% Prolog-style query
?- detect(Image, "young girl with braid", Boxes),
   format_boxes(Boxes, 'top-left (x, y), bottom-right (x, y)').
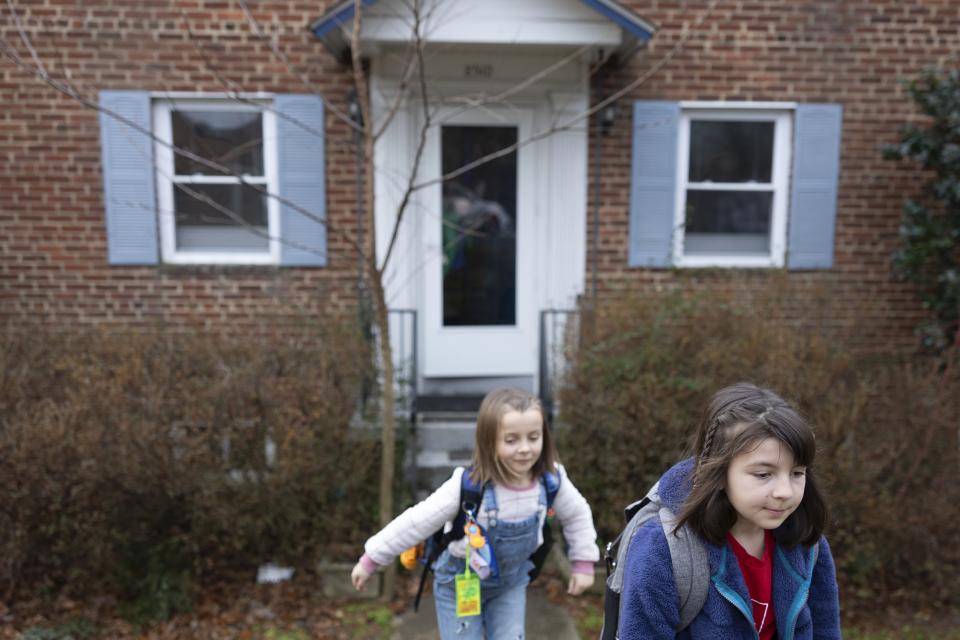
top-left (619, 383), bottom-right (841, 639)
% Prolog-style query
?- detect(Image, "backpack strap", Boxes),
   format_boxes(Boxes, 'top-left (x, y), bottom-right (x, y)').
top-left (460, 468), bottom-right (485, 510)
top-left (447, 467), bottom-right (485, 546)
top-left (809, 539), bottom-right (820, 573)
top-left (605, 481), bottom-right (710, 634)
top-left (542, 469), bottom-right (561, 508)
top-left (413, 467), bottom-right (486, 612)
top-left (660, 509), bottom-right (709, 631)
top-left (606, 482), bottom-right (661, 593)
top-left (527, 469), bottom-right (562, 583)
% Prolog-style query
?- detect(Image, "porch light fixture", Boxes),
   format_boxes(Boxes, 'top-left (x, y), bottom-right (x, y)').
top-left (601, 103), bottom-right (617, 135)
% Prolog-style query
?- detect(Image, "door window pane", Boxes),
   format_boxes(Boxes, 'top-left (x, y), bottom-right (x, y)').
top-left (689, 120), bottom-right (773, 183)
top-left (174, 183), bottom-right (268, 251)
top-left (441, 125), bottom-right (517, 326)
top-left (172, 109), bottom-right (264, 176)
top-left (684, 189), bottom-right (772, 255)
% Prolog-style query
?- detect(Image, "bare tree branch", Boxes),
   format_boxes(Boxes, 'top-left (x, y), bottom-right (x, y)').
top-left (11, 24), bottom-right (330, 262)
top-left (5, 0), bottom-right (45, 78)
top-left (184, 7), bottom-right (478, 249)
top-left (0, 37), bottom-right (366, 260)
top-left (379, 7), bottom-right (432, 274)
top-left (234, 0), bottom-right (361, 134)
top-left (237, 0), bottom-right (437, 147)
top-left (368, 0), bottom-right (449, 141)
top-left (116, 184), bottom-right (331, 262)
top-left (370, 44), bottom-right (419, 142)
top-left (382, 199), bottom-right (489, 306)
top-left (435, 44), bottom-right (591, 126)
top-left (181, 15), bottom-right (349, 156)
top-left (413, 0), bottom-right (724, 192)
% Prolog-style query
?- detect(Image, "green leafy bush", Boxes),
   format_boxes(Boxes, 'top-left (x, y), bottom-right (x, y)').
top-left (883, 67), bottom-right (960, 350)
top-left (0, 324), bottom-right (378, 618)
top-left (558, 279), bottom-right (959, 610)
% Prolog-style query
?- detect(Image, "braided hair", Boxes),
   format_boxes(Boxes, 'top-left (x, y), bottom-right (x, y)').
top-left (676, 383), bottom-right (827, 547)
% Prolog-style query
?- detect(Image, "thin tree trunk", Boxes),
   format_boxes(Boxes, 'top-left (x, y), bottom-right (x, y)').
top-left (348, 0), bottom-right (400, 600)
top-left (370, 267), bottom-right (397, 600)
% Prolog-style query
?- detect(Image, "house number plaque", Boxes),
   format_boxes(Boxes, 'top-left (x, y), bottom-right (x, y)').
top-left (464, 64), bottom-right (494, 79)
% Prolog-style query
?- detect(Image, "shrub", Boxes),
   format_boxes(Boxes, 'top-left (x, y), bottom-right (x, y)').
top-left (557, 279), bottom-right (959, 610)
top-left (883, 67), bottom-right (960, 351)
top-left (824, 355), bottom-right (960, 608)
top-left (0, 323), bottom-right (379, 615)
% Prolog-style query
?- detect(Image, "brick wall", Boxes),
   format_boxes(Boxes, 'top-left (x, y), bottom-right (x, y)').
top-left (1, 0), bottom-right (956, 350)
top-left (587, 0), bottom-right (958, 351)
top-left (0, 1), bottom-right (362, 333)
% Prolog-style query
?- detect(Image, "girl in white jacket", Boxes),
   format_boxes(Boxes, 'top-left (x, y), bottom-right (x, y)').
top-left (351, 388), bottom-right (599, 639)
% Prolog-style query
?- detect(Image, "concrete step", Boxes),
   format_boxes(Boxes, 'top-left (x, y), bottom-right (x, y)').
top-left (415, 419), bottom-right (475, 455)
top-left (415, 394), bottom-right (485, 413)
top-left (409, 413), bottom-right (476, 500)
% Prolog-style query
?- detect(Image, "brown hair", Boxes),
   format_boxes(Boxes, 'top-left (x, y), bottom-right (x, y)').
top-left (469, 388), bottom-right (558, 486)
top-left (674, 382), bottom-right (828, 547)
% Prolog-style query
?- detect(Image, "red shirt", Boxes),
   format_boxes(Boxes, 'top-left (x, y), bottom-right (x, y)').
top-left (727, 530), bottom-right (777, 640)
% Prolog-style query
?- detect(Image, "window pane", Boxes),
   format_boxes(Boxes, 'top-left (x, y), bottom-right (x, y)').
top-left (689, 120), bottom-right (773, 183)
top-left (441, 125), bottom-right (517, 327)
top-left (684, 189), bottom-right (772, 255)
top-left (174, 183), bottom-right (268, 252)
top-left (172, 109), bottom-right (264, 176)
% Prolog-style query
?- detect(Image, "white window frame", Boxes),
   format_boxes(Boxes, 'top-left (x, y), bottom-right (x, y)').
top-left (153, 96), bottom-right (280, 265)
top-left (672, 102), bottom-right (794, 268)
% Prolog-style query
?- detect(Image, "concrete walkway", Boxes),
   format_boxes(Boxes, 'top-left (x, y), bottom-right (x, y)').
top-left (391, 588), bottom-right (580, 640)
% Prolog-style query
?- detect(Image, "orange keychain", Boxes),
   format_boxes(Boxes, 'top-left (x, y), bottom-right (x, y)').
top-left (464, 522), bottom-right (486, 549)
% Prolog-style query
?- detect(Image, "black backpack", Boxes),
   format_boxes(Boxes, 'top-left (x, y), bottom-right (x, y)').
top-left (413, 467), bottom-right (561, 611)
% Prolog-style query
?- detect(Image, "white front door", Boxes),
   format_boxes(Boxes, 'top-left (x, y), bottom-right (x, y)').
top-left (421, 107), bottom-right (537, 377)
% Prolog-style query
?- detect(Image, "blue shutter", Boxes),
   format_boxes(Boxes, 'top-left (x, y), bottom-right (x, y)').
top-left (98, 90), bottom-right (158, 265)
top-left (630, 100), bottom-right (680, 267)
top-left (787, 104), bottom-right (843, 270)
top-left (276, 95), bottom-right (327, 266)
top-left (629, 101), bottom-right (680, 267)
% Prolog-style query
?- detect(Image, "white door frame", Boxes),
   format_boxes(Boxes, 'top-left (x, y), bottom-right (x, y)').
top-left (419, 106), bottom-right (537, 377)
top-left (371, 48), bottom-right (589, 388)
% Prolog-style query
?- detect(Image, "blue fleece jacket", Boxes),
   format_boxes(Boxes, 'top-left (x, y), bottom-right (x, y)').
top-left (619, 458), bottom-right (841, 639)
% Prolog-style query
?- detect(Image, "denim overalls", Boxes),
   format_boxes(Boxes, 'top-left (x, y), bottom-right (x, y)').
top-left (432, 480), bottom-right (547, 640)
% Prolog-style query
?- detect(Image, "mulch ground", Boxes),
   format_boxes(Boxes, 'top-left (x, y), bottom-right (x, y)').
top-left (0, 570), bottom-right (594, 640)
top-left (2, 570), bottom-right (957, 639)
top-left (0, 571), bottom-right (407, 640)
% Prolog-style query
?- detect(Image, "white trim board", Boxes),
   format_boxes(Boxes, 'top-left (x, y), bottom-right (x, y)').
top-left (671, 105), bottom-right (793, 269)
top-left (372, 47), bottom-right (588, 382)
top-left (152, 97), bottom-right (281, 265)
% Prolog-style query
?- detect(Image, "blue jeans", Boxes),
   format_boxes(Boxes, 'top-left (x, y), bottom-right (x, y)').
top-left (434, 572), bottom-right (529, 640)
top-left (431, 481), bottom-right (545, 640)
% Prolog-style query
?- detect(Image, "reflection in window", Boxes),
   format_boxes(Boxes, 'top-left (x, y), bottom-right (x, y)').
top-left (685, 190), bottom-right (772, 255)
top-left (173, 183), bottom-right (268, 251)
top-left (441, 126), bottom-right (517, 326)
top-left (683, 119), bottom-right (776, 257)
top-left (169, 107), bottom-right (268, 253)
top-left (172, 110), bottom-right (264, 176)
top-left (689, 121), bottom-right (773, 183)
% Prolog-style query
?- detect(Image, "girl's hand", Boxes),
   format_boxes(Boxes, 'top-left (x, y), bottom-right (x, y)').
top-left (567, 571), bottom-right (594, 596)
top-left (351, 561), bottom-right (373, 591)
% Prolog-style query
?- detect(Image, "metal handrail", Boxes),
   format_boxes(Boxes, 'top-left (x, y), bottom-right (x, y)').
top-left (358, 308), bottom-right (418, 422)
top-left (539, 308), bottom-right (579, 420)
top-left (387, 308), bottom-right (418, 419)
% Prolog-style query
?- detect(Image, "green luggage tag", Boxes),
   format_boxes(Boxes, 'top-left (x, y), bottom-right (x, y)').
top-left (455, 542), bottom-right (481, 617)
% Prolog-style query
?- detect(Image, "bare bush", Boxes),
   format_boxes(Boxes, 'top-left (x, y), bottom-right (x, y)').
top-left (558, 277), bottom-right (959, 610)
top-left (0, 324), bottom-right (376, 609)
